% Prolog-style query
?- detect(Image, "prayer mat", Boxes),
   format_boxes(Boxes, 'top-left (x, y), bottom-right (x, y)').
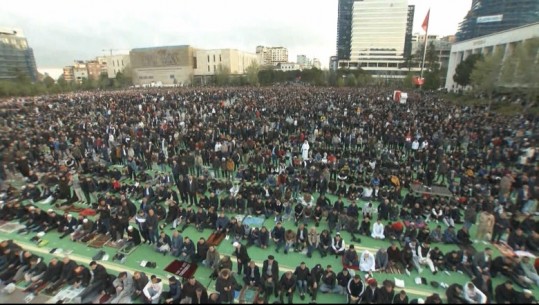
top-left (118, 243), bottom-right (138, 255)
top-left (493, 242), bottom-right (516, 257)
top-left (342, 256), bottom-right (360, 271)
top-left (0, 222), bottom-right (26, 234)
top-left (409, 184), bottom-right (453, 198)
top-left (242, 215), bottom-right (265, 228)
top-left (164, 260), bottom-right (198, 279)
top-left (88, 234), bottom-right (111, 248)
top-left (105, 239), bottom-right (126, 249)
top-left (239, 286), bottom-right (259, 304)
top-left (207, 232), bottom-right (226, 247)
top-left (80, 231), bottom-right (99, 243)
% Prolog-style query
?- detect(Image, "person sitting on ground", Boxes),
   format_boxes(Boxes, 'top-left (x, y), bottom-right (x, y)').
top-left (344, 245), bottom-right (359, 268)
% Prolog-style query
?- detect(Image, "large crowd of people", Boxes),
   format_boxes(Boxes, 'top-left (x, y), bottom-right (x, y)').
top-left (0, 86), bottom-right (537, 304)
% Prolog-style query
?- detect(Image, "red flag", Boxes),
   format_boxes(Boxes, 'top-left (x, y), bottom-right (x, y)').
top-left (422, 9), bottom-right (430, 32)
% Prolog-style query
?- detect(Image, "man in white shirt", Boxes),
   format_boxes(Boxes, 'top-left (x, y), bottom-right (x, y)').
top-left (143, 275), bottom-right (163, 304)
top-left (301, 140), bottom-right (310, 161)
top-left (411, 140), bottom-right (420, 151)
top-left (371, 219), bottom-right (385, 240)
top-left (359, 250), bottom-right (376, 272)
top-left (463, 282), bottom-right (487, 304)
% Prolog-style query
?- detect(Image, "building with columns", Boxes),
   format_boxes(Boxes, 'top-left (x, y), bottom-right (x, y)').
top-left (445, 22), bottom-right (539, 91)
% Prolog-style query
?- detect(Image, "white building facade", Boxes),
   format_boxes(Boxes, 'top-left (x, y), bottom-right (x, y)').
top-left (256, 46), bottom-right (288, 66)
top-left (445, 22), bottom-right (539, 91)
top-left (194, 49), bottom-right (258, 76)
top-left (105, 54), bottom-right (130, 78)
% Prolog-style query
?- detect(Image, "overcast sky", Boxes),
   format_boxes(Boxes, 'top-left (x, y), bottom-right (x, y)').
top-left (2, 0), bottom-right (472, 78)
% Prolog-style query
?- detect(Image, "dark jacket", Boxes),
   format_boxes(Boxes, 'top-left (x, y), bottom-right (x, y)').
top-left (262, 259), bottom-right (280, 280)
top-left (234, 244), bottom-right (250, 263)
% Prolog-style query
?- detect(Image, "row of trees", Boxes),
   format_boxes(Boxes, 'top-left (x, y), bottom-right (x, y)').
top-left (0, 70), bottom-right (133, 97)
top-left (453, 38), bottom-right (539, 109)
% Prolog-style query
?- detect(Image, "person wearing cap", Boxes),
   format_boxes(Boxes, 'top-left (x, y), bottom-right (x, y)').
top-left (59, 213), bottom-right (78, 239)
top-left (517, 288), bottom-right (537, 304)
top-left (71, 217), bottom-right (95, 242)
top-left (126, 225), bottom-right (142, 247)
top-left (371, 219), bottom-right (385, 240)
top-left (142, 275), bottom-right (163, 304)
top-left (262, 255), bottom-right (280, 299)
top-left (363, 277), bottom-right (379, 303)
top-left (161, 276), bottom-right (182, 304)
top-left (233, 241), bottom-right (250, 275)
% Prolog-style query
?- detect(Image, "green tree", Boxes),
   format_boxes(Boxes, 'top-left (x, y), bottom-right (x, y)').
top-left (470, 48), bottom-right (504, 108)
top-left (245, 62), bottom-right (259, 86)
top-left (42, 75), bottom-right (55, 88)
top-left (423, 66), bottom-right (442, 90)
top-left (453, 53), bottom-right (483, 87)
top-left (215, 64), bottom-right (231, 86)
top-left (510, 38), bottom-right (539, 109)
top-left (346, 73), bottom-right (357, 87)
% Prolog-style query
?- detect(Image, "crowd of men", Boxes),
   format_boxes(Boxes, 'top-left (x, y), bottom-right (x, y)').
top-left (0, 86), bottom-right (538, 304)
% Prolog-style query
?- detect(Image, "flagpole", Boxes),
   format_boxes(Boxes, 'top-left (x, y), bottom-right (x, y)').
top-left (420, 9), bottom-right (430, 81)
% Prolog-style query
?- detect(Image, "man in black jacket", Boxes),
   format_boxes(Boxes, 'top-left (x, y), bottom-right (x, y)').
top-left (75, 261), bottom-right (108, 303)
top-left (262, 255), bottom-right (280, 299)
top-left (233, 241), bottom-right (250, 275)
top-left (279, 271), bottom-right (296, 304)
top-left (133, 271), bottom-right (149, 301)
top-left (294, 262), bottom-right (310, 300)
top-left (243, 260), bottom-right (261, 289)
top-left (347, 274), bottom-right (364, 304)
top-left (24, 257), bottom-right (64, 294)
top-left (495, 280), bottom-right (518, 304)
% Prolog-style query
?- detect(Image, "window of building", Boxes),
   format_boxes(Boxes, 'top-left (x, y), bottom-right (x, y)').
top-left (208, 65), bottom-right (210, 72)
top-left (208, 55), bottom-right (210, 62)
top-left (219, 55), bottom-right (222, 62)
top-left (193, 57), bottom-right (197, 69)
top-left (121, 60), bottom-right (124, 66)
top-left (214, 65), bottom-right (216, 72)
top-left (213, 55), bottom-right (216, 62)
top-left (170, 75), bottom-right (175, 79)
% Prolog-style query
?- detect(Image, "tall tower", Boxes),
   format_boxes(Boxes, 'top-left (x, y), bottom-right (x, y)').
top-left (336, 0), bottom-right (355, 60)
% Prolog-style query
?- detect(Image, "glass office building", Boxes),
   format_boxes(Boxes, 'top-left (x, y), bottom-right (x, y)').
top-left (456, 0), bottom-right (539, 42)
top-left (336, 0), bottom-right (355, 60)
top-left (0, 27), bottom-right (38, 82)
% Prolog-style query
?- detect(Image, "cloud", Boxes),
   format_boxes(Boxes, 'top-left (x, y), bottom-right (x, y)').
top-left (2, 0), bottom-right (470, 70)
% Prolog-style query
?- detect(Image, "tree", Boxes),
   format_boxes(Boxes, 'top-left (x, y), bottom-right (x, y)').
top-left (346, 73), bottom-right (357, 87)
top-left (245, 62), bottom-right (259, 86)
top-left (42, 74), bottom-right (55, 88)
top-left (423, 66), bottom-right (442, 90)
top-left (215, 64), bottom-right (231, 86)
top-left (470, 48), bottom-right (504, 108)
top-left (453, 53), bottom-right (483, 88)
top-left (509, 38), bottom-right (539, 109)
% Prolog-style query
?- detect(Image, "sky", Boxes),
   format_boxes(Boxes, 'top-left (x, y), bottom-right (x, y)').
top-left (2, 0), bottom-right (472, 79)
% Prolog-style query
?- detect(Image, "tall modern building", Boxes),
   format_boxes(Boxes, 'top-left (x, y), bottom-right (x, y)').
top-left (0, 27), bottom-right (38, 82)
top-left (456, 0), bottom-right (539, 42)
top-left (336, 0), bottom-right (355, 60)
top-left (338, 0), bottom-right (411, 78)
top-left (404, 5), bottom-right (415, 59)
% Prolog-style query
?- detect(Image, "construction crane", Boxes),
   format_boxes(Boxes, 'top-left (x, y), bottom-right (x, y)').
top-left (102, 49), bottom-right (120, 56)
